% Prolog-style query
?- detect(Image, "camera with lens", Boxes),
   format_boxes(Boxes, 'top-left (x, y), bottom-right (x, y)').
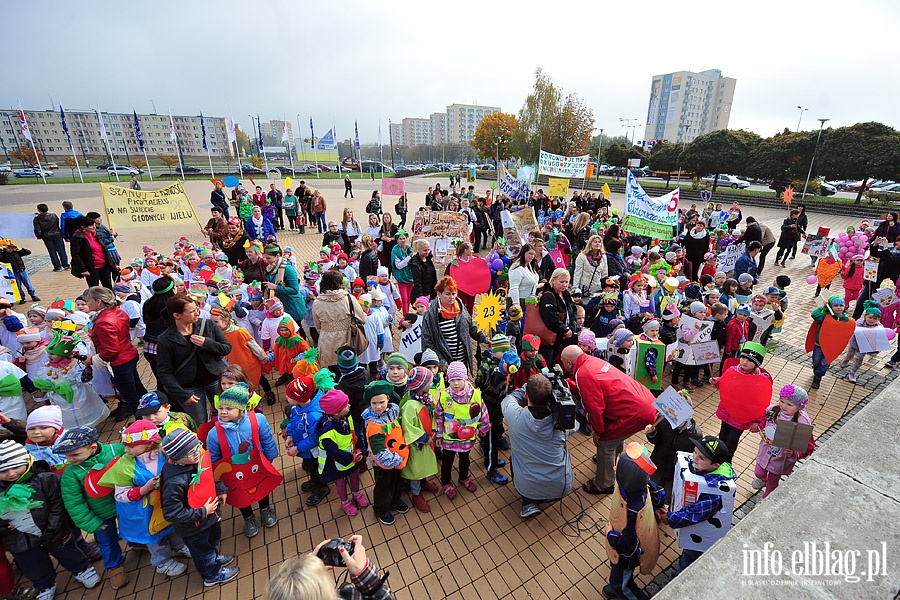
top-left (317, 538), bottom-right (356, 567)
top-left (544, 365), bottom-right (577, 431)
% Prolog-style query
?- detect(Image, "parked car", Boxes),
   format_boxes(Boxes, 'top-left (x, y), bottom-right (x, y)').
top-left (846, 180), bottom-right (876, 192)
top-left (14, 168), bottom-right (54, 178)
top-left (175, 165), bottom-right (202, 174)
top-left (818, 181), bottom-right (837, 196)
top-left (95, 164), bottom-right (113, 170)
top-left (108, 165), bottom-right (142, 175)
top-left (270, 166), bottom-right (295, 176)
top-left (0, 163), bottom-right (11, 173)
top-left (703, 174), bottom-right (750, 189)
top-left (235, 164), bottom-right (265, 175)
top-left (44, 162), bottom-right (59, 169)
top-left (870, 180), bottom-right (896, 191)
top-left (826, 179), bottom-right (852, 190)
top-left (872, 183), bottom-right (900, 194)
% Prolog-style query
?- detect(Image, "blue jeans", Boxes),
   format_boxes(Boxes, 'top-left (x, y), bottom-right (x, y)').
top-left (14, 537), bottom-right (90, 592)
top-left (182, 380), bottom-right (219, 424)
top-left (609, 563), bottom-right (647, 600)
top-left (674, 549), bottom-right (704, 576)
top-left (93, 517), bottom-right (125, 569)
top-left (314, 212), bottom-right (327, 233)
top-left (13, 271), bottom-right (35, 298)
top-left (43, 238), bottom-right (69, 269)
top-left (111, 356), bottom-right (147, 415)
top-left (812, 344), bottom-right (829, 377)
top-left (183, 521), bottom-right (224, 581)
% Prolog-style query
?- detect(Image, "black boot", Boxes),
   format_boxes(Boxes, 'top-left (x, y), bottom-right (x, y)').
top-left (811, 375), bottom-right (822, 389)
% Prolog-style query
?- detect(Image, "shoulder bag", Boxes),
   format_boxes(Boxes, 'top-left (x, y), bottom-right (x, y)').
top-left (346, 294), bottom-right (369, 355)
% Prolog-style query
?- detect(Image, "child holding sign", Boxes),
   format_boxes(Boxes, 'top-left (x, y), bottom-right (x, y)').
top-left (749, 385), bottom-right (814, 498)
top-left (839, 301), bottom-right (888, 383)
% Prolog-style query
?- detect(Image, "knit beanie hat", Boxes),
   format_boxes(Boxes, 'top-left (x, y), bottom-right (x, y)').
top-left (336, 346), bottom-right (359, 370)
top-left (385, 352), bottom-right (409, 371)
top-left (775, 275), bottom-right (791, 288)
top-left (218, 383), bottom-right (250, 411)
top-left (642, 318), bottom-right (660, 333)
top-left (490, 334), bottom-right (510, 354)
top-left (120, 267), bottom-right (136, 282)
top-left (779, 384), bottom-right (809, 409)
top-left (507, 304), bottom-right (523, 322)
top-left (735, 304), bottom-right (752, 316)
top-left (863, 300), bottom-right (882, 317)
top-left (407, 366), bottom-right (432, 395)
top-left (26, 405), bottom-right (63, 431)
top-left (15, 327), bottom-right (42, 344)
top-left (370, 287), bottom-right (386, 302)
top-left (363, 380), bottom-right (394, 404)
top-left (420, 349), bottom-right (440, 367)
top-left (286, 375), bottom-right (316, 405)
top-left (738, 273), bottom-right (754, 285)
top-left (827, 295), bottom-right (845, 308)
top-left (52, 426), bottom-right (99, 455)
top-left (700, 274), bottom-right (714, 287)
top-left (161, 429), bottom-right (202, 462)
top-left (446, 361), bottom-right (467, 381)
top-left (414, 296), bottom-right (430, 309)
top-left (739, 341), bottom-right (767, 367)
top-left (661, 304), bottom-right (681, 321)
top-left (631, 246), bottom-right (644, 256)
top-left (689, 301), bottom-right (707, 315)
top-left (319, 389), bottom-right (350, 415)
top-left (521, 334), bottom-right (541, 352)
top-left (578, 330), bottom-right (596, 350)
top-left (0, 441), bottom-right (31, 471)
top-left (265, 298), bottom-right (283, 317)
top-left (122, 420), bottom-right (160, 446)
top-left (611, 328), bottom-right (634, 349)
top-left (26, 305), bottom-right (46, 319)
top-left (113, 282), bottom-right (132, 295)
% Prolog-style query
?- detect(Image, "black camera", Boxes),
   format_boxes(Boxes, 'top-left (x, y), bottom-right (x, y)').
top-left (544, 365), bottom-right (577, 431)
top-left (317, 538), bottom-right (355, 567)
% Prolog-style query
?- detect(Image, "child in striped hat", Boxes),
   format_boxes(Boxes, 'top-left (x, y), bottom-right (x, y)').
top-left (400, 366), bottom-right (440, 512)
top-left (474, 333), bottom-right (510, 391)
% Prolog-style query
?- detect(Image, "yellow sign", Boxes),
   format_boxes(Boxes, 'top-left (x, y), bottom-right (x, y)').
top-left (601, 182), bottom-right (612, 198)
top-left (548, 177), bottom-right (570, 198)
top-left (100, 181), bottom-right (201, 229)
top-left (472, 292), bottom-right (504, 336)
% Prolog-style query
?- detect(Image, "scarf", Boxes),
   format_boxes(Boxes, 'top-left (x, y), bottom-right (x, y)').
top-left (388, 373), bottom-right (409, 388)
top-left (585, 252), bottom-right (604, 267)
top-left (19, 341), bottom-right (48, 366)
top-left (251, 215), bottom-right (264, 230)
top-left (448, 381), bottom-right (474, 403)
top-left (362, 404), bottom-right (399, 426)
top-left (439, 299), bottom-right (461, 320)
top-left (223, 228), bottom-right (245, 249)
top-left (266, 256), bottom-right (285, 274)
top-left (690, 228), bottom-right (707, 239)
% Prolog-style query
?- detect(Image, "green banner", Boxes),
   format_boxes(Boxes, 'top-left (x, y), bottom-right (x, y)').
top-left (622, 215), bottom-right (675, 238)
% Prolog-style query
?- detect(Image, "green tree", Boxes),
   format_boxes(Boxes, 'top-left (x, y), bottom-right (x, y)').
top-left (682, 129), bottom-right (762, 192)
top-left (512, 68), bottom-right (594, 163)
top-left (235, 128), bottom-right (250, 157)
top-left (249, 155), bottom-right (265, 169)
top-left (817, 122), bottom-right (900, 203)
top-left (604, 143), bottom-right (629, 169)
top-left (648, 142), bottom-right (681, 187)
top-left (745, 130), bottom-right (819, 197)
top-left (471, 112), bottom-right (518, 162)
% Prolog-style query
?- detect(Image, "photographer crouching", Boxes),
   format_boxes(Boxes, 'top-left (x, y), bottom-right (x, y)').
top-left (502, 372), bottom-right (575, 519)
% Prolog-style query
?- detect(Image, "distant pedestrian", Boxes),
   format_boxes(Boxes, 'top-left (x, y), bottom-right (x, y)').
top-left (210, 180), bottom-right (229, 219)
top-left (344, 175), bottom-right (353, 198)
top-left (32, 203), bottom-right (70, 272)
top-left (370, 166), bottom-right (376, 181)
top-left (268, 183), bottom-right (284, 230)
top-left (129, 174), bottom-right (140, 190)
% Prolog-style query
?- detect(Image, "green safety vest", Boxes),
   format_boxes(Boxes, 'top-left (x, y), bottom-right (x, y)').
top-left (438, 389), bottom-right (483, 442)
top-left (318, 416), bottom-right (357, 474)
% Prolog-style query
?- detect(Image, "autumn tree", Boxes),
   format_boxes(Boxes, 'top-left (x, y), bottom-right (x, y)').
top-left (235, 128), bottom-right (250, 157)
top-left (817, 122), bottom-right (900, 203)
top-left (9, 145), bottom-right (43, 167)
top-left (63, 156), bottom-right (79, 181)
top-left (471, 112), bottom-right (518, 162)
top-left (130, 157), bottom-right (147, 171)
top-left (512, 69), bottom-right (595, 163)
top-left (157, 153), bottom-right (180, 170)
top-left (249, 156), bottom-right (265, 169)
top-left (682, 129), bottom-right (762, 192)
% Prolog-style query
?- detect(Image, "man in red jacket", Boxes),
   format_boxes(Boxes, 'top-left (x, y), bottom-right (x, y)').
top-left (559, 346), bottom-right (656, 495)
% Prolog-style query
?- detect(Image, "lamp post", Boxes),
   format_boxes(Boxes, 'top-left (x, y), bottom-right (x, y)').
top-left (619, 118), bottom-right (638, 147)
top-left (801, 118), bottom-right (829, 200)
top-left (796, 106), bottom-right (808, 132)
top-left (676, 125), bottom-right (690, 185)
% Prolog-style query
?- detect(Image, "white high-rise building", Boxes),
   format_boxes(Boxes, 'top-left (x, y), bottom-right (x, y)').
top-left (429, 112), bottom-right (446, 145)
top-left (642, 69), bottom-right (736, 147)
top-left (445, 103), bottom-right (501, 144)
top-left (402, 118), bottom-right (432, 146)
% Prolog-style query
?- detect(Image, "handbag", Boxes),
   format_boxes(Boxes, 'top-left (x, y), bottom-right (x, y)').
top-left (523, 302), bottom-right (557, 346)
top-left (346, 294), bottom-right (369, 355)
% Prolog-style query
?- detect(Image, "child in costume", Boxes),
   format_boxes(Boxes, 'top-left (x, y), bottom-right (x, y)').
top-left (839, 300), bottom-right (886, 383)
top-left (383, 353), bottom-right (409, 405)
top-left (300, 265), bottom-right (320, 344)
top-left (638, 319), bottom-right (661, 385)
top-left (361, 380), bottom-right (409, 526)
top-left (0, 440), bottom-right (101, 600)
top-left (374, 267), bottom-right (402, 326)
top-left (400, 367), bottom-right (440, 513)
top-left (270, 318), bottom-right (308, 387)
top-left (206, 384), bottom-right (281, 538)
top-left (284, 375), bottom-right (329, 507)
top-left (24, 406), bottom-right (68, 474)
top-left (479, 351), bottom-right (520, 486)
top-left (26, 305), bottom-right (50, 343)
top-left (712, 342), bottom-right (772, 463)
top-left (316, 389), bottom-right (367, 516)
top-left (0, 347), bottom-right (31, 421)
top-left (14, 326), bottom-right (48, 383)
top-left (474, 334), bottom-right (508, 394)
top-left (159, 430), bottom-right (238, 587)
top-left (419, 349), bottom-right (446, 391)
top-left (578, 330), bottom-right (603, 359)
top-left (750, 385), bottom-right (814, 498)
top-left (513, 334), bottom-right (547, 389)
top-left (358, 294), bottom-right (385, 376)
top-left (623, 275), bottom-right (654, 324)
top-left (841, 255), bottom-right (866, 304)
top-left (435, 362), bottom-right (491, 499)
top-left (608, 329), bottom-right (635, 374)
top-left (213, 253), bottom-right (232, 281)
top-left (135, 391), bottom-right (195, 436)
top-left (113, 282), bottom-right (145, 341)
top-left (33, 327), bottom-right (109, 428)
top-left (55, 426), bottom-right (129, 590)
top-left (369, 288), bottom-right (395, 358)
top-left (644, 394), bottom-right (702, 502)
top-left (590, 293), bottom-right (622, 338)
top-left (808, 295), bottom-right (851, 389)
top-left (259, 298), bottom-right (294, 352)
top-left (98, 420), bottom-right (190, 577)
top-left (662, 435), bottom-right (736, 573)
top-left (210, 304), bottom-right (271, 403)
top-left (724, 304), bottom-right (754, 359)
top-left (812, 256), bottom-right (842, 298)
top-left (604, 445), bottom-right (666, 600)
top-left (330, 347), bottom-right (371, 454)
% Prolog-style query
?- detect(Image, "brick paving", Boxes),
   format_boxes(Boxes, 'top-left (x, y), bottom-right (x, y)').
top-left (0, 178), bottom-right (894, 599)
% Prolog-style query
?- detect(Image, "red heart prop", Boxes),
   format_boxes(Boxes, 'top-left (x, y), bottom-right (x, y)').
top-left (448, 256), bottom-right (491, 296)
top-left (718, 365), bottom-right (772, 428)
top-left (84, 458), bottom-right (120, 498)
top-left (805, 317), bottom-right (856, 364)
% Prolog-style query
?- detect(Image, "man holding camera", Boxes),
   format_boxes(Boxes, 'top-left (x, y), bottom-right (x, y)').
top-left (559, 346), bottom-right (656, 495)
top-left (502, 373), bottom-right (575, 519)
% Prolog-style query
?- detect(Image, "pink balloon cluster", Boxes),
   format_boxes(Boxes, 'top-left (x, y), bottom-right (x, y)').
top-left (835, 231), bottom-right (868, 262)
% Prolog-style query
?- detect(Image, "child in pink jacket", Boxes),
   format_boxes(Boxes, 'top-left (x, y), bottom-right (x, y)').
top-left (840, 255), bottom-right (865, 304)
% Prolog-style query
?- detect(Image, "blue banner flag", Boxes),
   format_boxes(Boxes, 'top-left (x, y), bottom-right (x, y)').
top-left (59, 106), bottom-right (71, 146)
top-left (309, 117), bottom-right (315, 149)
top-left (354, 120), bottom-right (360, 150)
top-left (200, 112), bottom-right (208, 151)
top-left (133, 110), bottom-right (144, 151)
top-left (257, 115), bottom-right (263, 150)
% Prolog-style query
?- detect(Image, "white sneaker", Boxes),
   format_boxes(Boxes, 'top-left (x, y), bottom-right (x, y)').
top-left (848, 371), bottom-right (857, 383)
top-left (751, 477), bottom-right (765, 490)
top-left (156, 558), bottom-right (187, 577)
top-left (175, 546), bottom-right (192, 558)
top-left (36, 585), bottom-right (57, 600)
top-left (74, 566), bottom-right (100, 589)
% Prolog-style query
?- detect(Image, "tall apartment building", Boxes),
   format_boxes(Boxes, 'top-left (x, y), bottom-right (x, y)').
top-left (258, 119), bottom-right (293, 144)
top-left (642, 69), bottom-right (736, 146)
top-left (429, 112), bottom-right (446, 145)
top-left (445, 103), bottom-right (501, 144)
top-left (0, 108), bottom-right (230, 161)
top-left (389, 122), bottom-right (403, 146)
top-left (402, 118), bottom-right (431, 146)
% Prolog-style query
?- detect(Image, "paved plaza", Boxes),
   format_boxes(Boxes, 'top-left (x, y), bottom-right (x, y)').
top-left (0, 176), bottom-right (893, 599)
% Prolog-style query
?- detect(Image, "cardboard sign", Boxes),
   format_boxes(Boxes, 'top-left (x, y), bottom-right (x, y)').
top-left (716, 243), bottom-right (746, 273)
top-left (548, 177), bottom-right (570, 198)
top-left (672, 451), bottom-right (736, 552)
top-left (100, 181), bottom-right (201, 229)
top-left (750, 310), bottom-right (775, 343)
top-left (472, 291), bottom-right (504, 336)
top-left (653, 386), bottom-right (695, 428)
top-left (399, 316), bottom-right (423, 363)
top-left (801, 234), bottom-right (831, 259)
top-left (864, 259), bottom-right (879, 282)
top-left (635, 339), bottom-right (665, 390)
top-left (772, 420), bottom-right (814, 453)
top-left (854, 326), bottom-right (892, 353)
top-left (872, 287), bottom-right (899, 308)
top-left (381, 178), bottom-right (405, 196)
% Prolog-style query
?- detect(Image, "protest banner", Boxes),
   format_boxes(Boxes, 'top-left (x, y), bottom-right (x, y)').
top-left (621, 171), bottom-right (679, 237)
top-left (500, 208), bottom-right (540, 255)
top-left (538, 150), bottom-right (589, 178)
top-left (674, 316), bottom-right (720, 365)
top-left (548, 177), bottom-right (570, 198)
top-left (399, 316), bottom-right (423, 363)
top-left (100, 181), bottom-right (201, 229)
top-left (381, 178), bottom-right (405, 196)
top-left (864, 258), bottom-right (879, 282)
top-left (498, 167), bottom-right (530, 202)
top-left (411, 210), bottom-right (468, 268)
top-left (716, 242), bottom-right (746, 273)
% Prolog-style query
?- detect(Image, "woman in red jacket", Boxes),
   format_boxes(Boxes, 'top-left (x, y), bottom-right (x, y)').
top-left (84, 286), bottom-right (147, 421)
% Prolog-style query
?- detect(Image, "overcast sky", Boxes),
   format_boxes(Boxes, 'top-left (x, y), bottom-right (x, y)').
top-left (6, 0), bottom-right (898, 144)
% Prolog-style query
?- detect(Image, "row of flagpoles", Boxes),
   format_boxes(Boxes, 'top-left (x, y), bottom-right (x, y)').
top-left (17, 104), bottom-right (381, 184)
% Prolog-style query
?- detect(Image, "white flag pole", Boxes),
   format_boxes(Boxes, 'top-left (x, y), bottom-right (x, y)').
top-left (143, 147), bottom-right (153, 182)
top-left (98, 107), bottom-right (119, 182)
top-left (17, 102), bottom-right (46, 184)
top-left (283, 116), bottom-right (294, 176)
top-left (69, 138), bottom-right (83, 184)
top-left (230, 113), bottom-right (242, 179)
top-left (170, 109), bottom-right (185, 178)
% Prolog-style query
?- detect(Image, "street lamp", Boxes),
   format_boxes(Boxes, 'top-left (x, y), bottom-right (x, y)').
top-left (801, 118), bottom-right (829, 200)
top-left (796, 106), bottom-right (808, 132)
top-left (676, 125), bottom-right (690, 184)
top-left (595, 128), bottom-right (604, 179)
top-left (248, 115), bottom-right (258, 157)
top-left (619, 117), bottom-right (638, 147)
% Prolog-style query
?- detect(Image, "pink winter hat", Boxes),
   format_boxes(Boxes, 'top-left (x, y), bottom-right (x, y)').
top-left (319, 389), bottom-right (350, 415)
top-left (578, 330), bottom-right (597, 350)
top-left (26, 405), bottom-right (63, 431)
top-left (446, 361), bottom-right (467, 382)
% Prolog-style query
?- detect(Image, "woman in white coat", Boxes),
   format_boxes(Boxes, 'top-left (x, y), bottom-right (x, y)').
top-left (508, 243), bottom-right (541, 308)
top-left (573, 235), bottom-right (608, 296)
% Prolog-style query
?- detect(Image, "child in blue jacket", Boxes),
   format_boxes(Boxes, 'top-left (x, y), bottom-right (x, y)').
top-left (284, 375), bottom-right (328, 507)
